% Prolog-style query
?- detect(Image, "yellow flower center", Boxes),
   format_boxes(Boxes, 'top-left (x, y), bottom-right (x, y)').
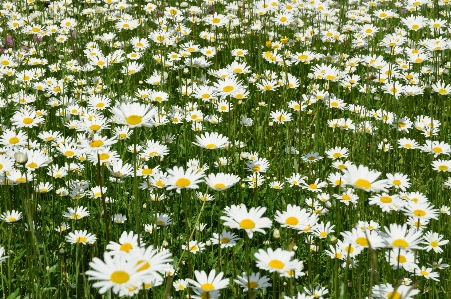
top-left (356, 237), bottom-right (369, 247)
top-left (110, 271), bottom-right (130, 284)
top-left (126, 115), bottom-right (142, 125)
top-left (222, 86), bottom-right (234, 92)
top-left (239, 219), bottom-right (255, 229)
top-left (268, 259), bottom-right (284, 269)
top-left (89, 140), bottom-right (104, 147)
top-left (392, 239), bottom-right (408, 248)
top-left (175, 178), bottom-right (191, 187)
top-left (9, 137), bottom-right (19, 144)
top-left (201, 283), bottom-right (215, 291)
top-left (285, 216), bottom-right (298, 226)
top-left (76, 237), bottom-right (87, 243)
top-left (90, 124), bottom-right (101, 131)
top-left (413, 210), bottom-right (426, 217)
top-left (220, 237), bottom-right (231, 244)
top-left (387, 291), bottom-right (402, 299)
top-left (23, 117), bottom-right (33, 124)
top-left (27, 162), bottom-right (38, 168)
top-left (213, 183), bottom-right (226, 190)
top-left (247, 281), bottom-right (259, 289)
top-left (136, 260), bottom-right (150, 272)
top-left (354, 179), bottom-right (371, 190)
top-left (120, 243), bottom-right (133, 252)
top-left (380, 196), bottom-right (392, 203)
top-left (205, 144), bottom-right (217, 149)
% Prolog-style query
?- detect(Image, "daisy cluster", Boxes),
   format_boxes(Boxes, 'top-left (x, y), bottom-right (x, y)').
top-left (0, 0), bottom-right (451, 297)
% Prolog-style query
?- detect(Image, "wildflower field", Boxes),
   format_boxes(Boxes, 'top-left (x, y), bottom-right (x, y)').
top-left (1, 0), bottom-right (451, 298)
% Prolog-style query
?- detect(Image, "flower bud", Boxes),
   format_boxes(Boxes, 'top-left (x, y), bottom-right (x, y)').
top-left (14, 151), bottom-right (28, 164)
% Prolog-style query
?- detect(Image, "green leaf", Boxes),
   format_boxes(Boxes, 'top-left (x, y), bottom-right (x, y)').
top-left (7, 289), bottom-right (20, 299)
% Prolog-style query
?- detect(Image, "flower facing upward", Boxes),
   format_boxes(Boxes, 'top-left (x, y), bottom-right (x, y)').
top-left (234, 272), bottom-right (271, 292)
top-left (187, 270), bottom-right (229, 293)
top-left (193, 132), bottom-right (229, 149)
top-left (204, 173), bottom-right (240, 191)
top-left (110, 102), bottom-right (157, 128)
top-left (66, 230), bottom-right (97, 245)
top-left (254, 248), bottom-right (296, 274)
top-left (165, 166), bottom-right (205, 193)
top-left (85, 252), bottom-right (149, 295)
top-left (382, 223), bottom-right (424, 250)
top-left (0, 210), bottom-right (22, 223)
top-left (342, 164), bottom-right (390, 192)
top-left (221, 204), bottom-right (272, 238)
top-left (63, 206), bottom-right (90, 220)
top-left (106, 231), bottom-right (143, 256)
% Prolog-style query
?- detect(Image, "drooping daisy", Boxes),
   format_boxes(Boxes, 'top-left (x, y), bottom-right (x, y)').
top-left (221, 204), bottom-right (272, 239)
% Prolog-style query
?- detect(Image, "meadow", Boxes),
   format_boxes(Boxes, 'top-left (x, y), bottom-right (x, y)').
top-left (0, 0), bottom-right (450, 298)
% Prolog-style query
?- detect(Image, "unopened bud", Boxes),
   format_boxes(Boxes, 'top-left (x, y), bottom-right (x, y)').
top-left (14, 151), bottom-right (28, 164)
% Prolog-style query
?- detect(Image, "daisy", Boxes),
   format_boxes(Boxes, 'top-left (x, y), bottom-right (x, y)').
top-left (221, 204), bottom-right (272, 239)
top-left (275, 204), bottom-right (313, 230)
top-left (369, 193), bottom-right (403, 212)
top-left (85, 252), bottom-right (148, 295)
top-left (401, 201), bottom-right (439, 221)
top-left (386, 173), bottom-right (411, 191)
top-left (422, 231), bottom-right (449, 253)
top-left (312, 221), bottom-right (335, 239)
top-left (371, 283), bottom-right (419, 299)
top-left (182, 241), bottom-right (205, 254)
top-left (234, 272), bottom-right (271, 292)
top-left (106, 231), bottom-right (143, 255)
top-left (193, 132), bottom-right (229, 149)
top-left (325, 146), bottom-right (349, 160)
top-left (187, 270), bottom-right (229, 293)
top-left (270, 110), bottom-right (292, 123)
top-left (165, 166), bottom-right (205, 193)
top-left (342, 164), bottom-right (390, 192)
top-left (432, 159), bottom-right (451, 172)
top-left (341, 228), bottom-right (385, 249)
top-left (382, 223), bottom-right (424, 250)
top-left (110, 102), bottom-right (157, 128)
top-left (416, 266), bottom-right (439, 281)
top-left (210, 230), bottom-right (240, 248)
top-left (204, 173), bottom-right (240, 191)
top-left (173, 279), bottom-right (189, 291)
top-left (245, 158), bottom-right (270, 173)
top-left (301, 178), bottom-right (327, 192)
top-left (0, 210), bottom-right (22, 223)
top-left (63, 206), bottom-right (90, 220)
top-left (254, 248), bottom-right (296, 274)
top-left (127, 246), bottom-right (173, 280)
top-left (66, 230), bottom-right (97, 245)
top-left (302, 152), bottom-right (323, 163)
